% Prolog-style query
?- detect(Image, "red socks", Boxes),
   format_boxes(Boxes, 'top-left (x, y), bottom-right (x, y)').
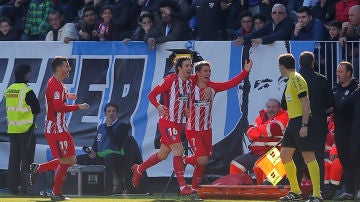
top-left (139, 153), bottom-right (162, 173)
top-left (192, 165), bottom-right (206, 189)
top-left (52, 164), bottom-right (70, 195)
top-left (38, 159), bottom-right (59, 173)
top-left (173, 156), bottom-right (186, 187)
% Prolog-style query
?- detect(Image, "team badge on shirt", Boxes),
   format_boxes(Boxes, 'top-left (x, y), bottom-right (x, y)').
top-left (97, 133), bottom-right (102, 141)
top-left (54, 91), bottom-right (60, 99)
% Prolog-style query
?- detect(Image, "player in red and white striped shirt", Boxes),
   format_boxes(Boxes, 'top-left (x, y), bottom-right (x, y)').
top-left (184, 59), bottom-right (253, 189)
top-left (29, 56), bottom-right (89, 201)
top-left (132, 56), bottom-right (196, 195)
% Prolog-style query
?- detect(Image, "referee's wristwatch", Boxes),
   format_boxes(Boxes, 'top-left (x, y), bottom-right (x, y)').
top-left (301, 123), bottom-right (308, 127)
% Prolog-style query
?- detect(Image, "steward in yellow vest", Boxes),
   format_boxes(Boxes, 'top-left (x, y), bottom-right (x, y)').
top-left (4, 64), bottom-right (40, 195)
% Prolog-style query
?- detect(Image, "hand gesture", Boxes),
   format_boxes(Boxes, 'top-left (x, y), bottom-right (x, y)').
top-left (79, 103), bottom-right (90, 110)
top-left (233, 37), bottom-right (244, 46)
top-left (243, 59), bottom-right (253, 72)
top-left (294, 22), bottom-right (302, 37)
top-left (251, 38), bottom-right (262, 46)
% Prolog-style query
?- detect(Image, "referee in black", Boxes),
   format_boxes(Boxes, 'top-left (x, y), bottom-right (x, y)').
top-left (297, 51), bottom-right (334, 196)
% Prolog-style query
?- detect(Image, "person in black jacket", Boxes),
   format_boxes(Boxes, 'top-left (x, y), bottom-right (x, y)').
top-left (0, 17), bottom-right (20, 41)
top-left (5, 64), bottom-right (40, 194)
top-left (297, 51), bottom-right (334, 195)
top-left (144, 0), bottom-right (186, 49)
top-left (77, 103), bottom-right (146, 195)
top-left (234, 3), bottom-right (294, 46)
top-left (332, 61), bottom-right (359, 200)
top-left (178, 0), bottom-right (229, 41)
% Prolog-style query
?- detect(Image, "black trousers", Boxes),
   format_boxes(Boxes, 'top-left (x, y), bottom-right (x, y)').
top-left (335, 126), bottom-right (358, 194)
top-left (7, 132), bottom-right (36, 194)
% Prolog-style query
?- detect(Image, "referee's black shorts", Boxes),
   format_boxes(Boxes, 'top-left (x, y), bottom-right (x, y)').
top-left (282, 116), bottom-right (316, 151)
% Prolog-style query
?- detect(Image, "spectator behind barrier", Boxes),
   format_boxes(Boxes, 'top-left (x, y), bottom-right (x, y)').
top-left (253, 13), bottom-right (267, 31)
top-left (335, 0), bottom-right (359, 23)
top-left (0, 16), bottom-right (20, 40)
top-left (233, 4), bottom-right (294, 46)
top-left (21, 0), bottom-right (54, 41)
top-left (144, 0), bottom-right (186, 50)
top-left (292, 6), bottom-right (329, 41)
top-left (178, 0), bottom-right (229, 41)
top-left (92, 5), bottom-right (121, 41)
top-left (45, 10), bottom-right (79, 43)
top-left (311, 0), bottom-right (336, 26)
top-left (227, 10), bottom-right (255, 40)
top-left (76, 6), bottom-right (98, 41)
top-left (339, 5), bottom-right (360, 77)
top-left (123, 13), bottom-right (156, 44)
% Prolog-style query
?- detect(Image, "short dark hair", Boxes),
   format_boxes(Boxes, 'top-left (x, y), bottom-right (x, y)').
top-left (15, 64), bottom-right (31, 83)
top-left (339, 61), bottom-right (353, 76)
top-left (100, 5), bottom-right (113, 14)
top-left (173, 56), bottom-right (192, 73)
top-left (195, 61), bottom-right (211, 72)
top-left (297, 6), bottom-right (312, 15)
top-left (239, 10), bottom-right (253, 21)
top-left (0, 17), bottom-right (12, 26)
top-left (51, 56), bottom-right (68, 72)
top-left (299, 51), bottom-right (315, 68)
top-left (253, 14), bottom-right (267, 23)
top-left (139, 13), bottom-right (155, 24)
top-left (279, 54), bottom-right (295, 69)
top-left (328, 20), bottom-right (342, 29)
top-left (82, 6), bottom-right (97, 17)
top-left (49, 10), bottom-right (63, 17)
top-left (104, 102), bottom-right (119, 112)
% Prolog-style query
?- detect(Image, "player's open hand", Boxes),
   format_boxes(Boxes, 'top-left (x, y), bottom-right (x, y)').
top-left (79, 103), bottom-right (90, 110)
top-left (243, 59), bottom-right (253, 72)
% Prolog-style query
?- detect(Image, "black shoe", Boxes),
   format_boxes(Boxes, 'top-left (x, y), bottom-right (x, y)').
top-left (50, 193), bottom-right (71, 201)
top-left (336, 192), bottom-right (354, 200)
top-left (305, 196), bottom-right (323, 202)
top-left (29, 163), bottom-right (40, 186)
top-left (278, 192), bottom-right (303, 201)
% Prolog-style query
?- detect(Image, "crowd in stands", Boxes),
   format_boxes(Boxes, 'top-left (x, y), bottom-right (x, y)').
top-left (0, 0), bottom-right (359, 46)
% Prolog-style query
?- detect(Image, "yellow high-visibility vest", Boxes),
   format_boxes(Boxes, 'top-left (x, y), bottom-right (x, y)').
top-left (5, 83), bottom-right (34, 134)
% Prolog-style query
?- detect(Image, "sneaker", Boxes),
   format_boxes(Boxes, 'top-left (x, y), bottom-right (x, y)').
top-left (50, 193), bottom-right (70, 201)
top-left (305, 196), bottom-right (323, 202)
top-left (131, 164), bottom-right (142, 188)
top-left (29, 163), bottom-right (40, 186)
top-left (180, 185), bottom-right (197, 196)
top-left (336, 192), bottom-right (354, 200)
top-left (278, 192), bottom-right (303, 201)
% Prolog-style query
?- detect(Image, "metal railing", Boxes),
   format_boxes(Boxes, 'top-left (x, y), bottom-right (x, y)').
top-left (314, 41), bottom-right (359, 87)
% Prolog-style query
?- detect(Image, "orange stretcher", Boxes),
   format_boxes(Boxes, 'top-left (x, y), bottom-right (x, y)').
top-left (197, 184), bottom-right (290, 200)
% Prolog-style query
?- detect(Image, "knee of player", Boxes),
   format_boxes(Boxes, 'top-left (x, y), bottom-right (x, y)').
top-left (197, 157), bottom-right (208, 167)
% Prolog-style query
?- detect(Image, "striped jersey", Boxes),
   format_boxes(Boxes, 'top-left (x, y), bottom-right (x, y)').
top-left (44, 76), bottom-right (79, 134)
top-left (186, 70), bottom-right (249, 131)
top-left (148, 73), bottom-right (191, 123)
